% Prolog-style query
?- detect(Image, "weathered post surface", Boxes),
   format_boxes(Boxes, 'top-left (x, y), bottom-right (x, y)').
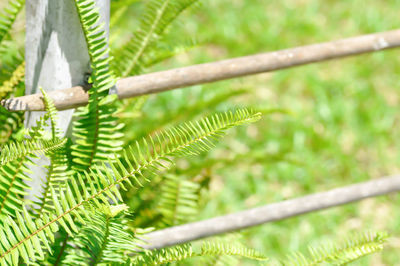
top-left (25, 0), bottom-right (110, 198)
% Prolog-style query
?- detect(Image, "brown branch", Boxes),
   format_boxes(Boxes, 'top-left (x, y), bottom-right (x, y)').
top-left (3, 29), bottom-right (400, 111)
top-left (142, 175), bottom-right (400, 249)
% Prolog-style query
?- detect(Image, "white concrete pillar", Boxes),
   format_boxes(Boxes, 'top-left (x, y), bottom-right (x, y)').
top-left (25, 0), bottom-right (110, 197)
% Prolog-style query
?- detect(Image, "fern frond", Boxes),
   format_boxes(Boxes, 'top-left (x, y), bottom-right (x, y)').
top-left (62, 204), bottom-right (140, 265)
top-left (113, 0), bottom-right (199, 77)
top-left (33, 146), bottom-right (71, 219)
top-left (131, 244), bottom-right (195, 265)
top-left (72, 0), bottom-right (123, 171)
top-left (131, 241), bottom-right (268, 265)
top-left (0, 61), bottom-right (24, 99)
top-left (30, 91), bottom-right (72, 218)
top-left (200, 241), bottom-right (268, 261)
top-left (0, 138), bottom-right (66, 166)
top-left (0, 109), bottom-right (260, 265)
top-left (158, 174), bottom-right (200, 227)
top-left (201, 241), bottom-right (267, 260)
top-left (0, 0), bottom-right (24, 46)
top-left (0, 138), bottom-right (66, 217)
top-left (0, 158), bottom-right (31, 217)
top-left (285, 231), bottom-right (388, 265)
top-left (74, 0), bottom-right (115, 97)
top-left (127, 88), bottom-right (250, 141)
top-left (0, 90), bottom-right (67, 218)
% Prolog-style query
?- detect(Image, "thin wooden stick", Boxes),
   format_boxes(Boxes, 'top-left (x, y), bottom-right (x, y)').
top-left (142, 175), bottom-right (400, 249)
top-left (3, 29), bottom-right (400, 111)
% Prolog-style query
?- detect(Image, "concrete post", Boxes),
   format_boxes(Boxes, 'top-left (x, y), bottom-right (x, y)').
top-left (25, 0), bottom-right (110, 198)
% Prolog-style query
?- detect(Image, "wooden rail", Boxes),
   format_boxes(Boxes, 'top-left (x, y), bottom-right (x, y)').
top-left (142, 175), bottom-right (400, 249)
top-left (3, 29), bottom-right (400, 111)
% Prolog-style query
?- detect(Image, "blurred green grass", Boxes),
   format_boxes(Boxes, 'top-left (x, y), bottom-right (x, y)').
top-left (123, 0), bottom-right (400, 264)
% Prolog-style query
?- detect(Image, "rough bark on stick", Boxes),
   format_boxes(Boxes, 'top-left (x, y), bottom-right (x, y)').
top-left (142, 175), bottom-right (400, 249)
top-left (4, 29), bottom-right (400, 111)
top-left (24, 0), bottom-right (110, 198)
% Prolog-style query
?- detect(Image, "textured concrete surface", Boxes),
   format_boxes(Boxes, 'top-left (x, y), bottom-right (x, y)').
top-left (25, 0), bottom-right (110, 199)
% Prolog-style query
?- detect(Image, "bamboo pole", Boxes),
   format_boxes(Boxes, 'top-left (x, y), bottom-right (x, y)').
top-left (142, 175), bottom-right (400, 249)
top-left (3, 29), bottom-right (400, 112)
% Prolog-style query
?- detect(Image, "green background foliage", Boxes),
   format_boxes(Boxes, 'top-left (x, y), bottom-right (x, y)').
top-left (117, 0), bottom-right (400, 264)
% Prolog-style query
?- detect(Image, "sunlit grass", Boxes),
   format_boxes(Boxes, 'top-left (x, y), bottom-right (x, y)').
top-left (119, 0), bottom-right (400, 264)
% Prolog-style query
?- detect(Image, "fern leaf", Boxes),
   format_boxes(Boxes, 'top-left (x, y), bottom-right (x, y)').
top-left (0, 109), bottom-right (260, 264)
top-left (158, 174), bottom-right (200, 227)
top-left (0, 138), bottom-right (66, 217)
top-left (0, 90), bottom-right (66, 218)
top-left (72, 0), bottom-right (123, 171)
top-left (200, 241), bottom-right (268, 261)
top-left (113, 0), bottom-right (199, 77)
top-left (62, 205), bottom-right (140, 265)
top-left (30, 91), bottom-right (72, 218)
top-left (285, 231), bottom-right (388, 265)
top-left (33, 146), bottom-right (71, 219)
top-left (0, 138), bottom-right (66, 166)
top-left (0, 158), bottom-right (31, 217)
top-left (131, 244), bottom-right (195, 265)
top-left (127, 88), bottom-right (250, 141)
top-left (131, 241), bottom-right (268, 265)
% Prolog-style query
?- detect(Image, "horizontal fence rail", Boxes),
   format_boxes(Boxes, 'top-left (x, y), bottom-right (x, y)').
top-left (3, 29), bottom-right (400, 111)
top-left (142, 175), bottom-right (400, 249)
